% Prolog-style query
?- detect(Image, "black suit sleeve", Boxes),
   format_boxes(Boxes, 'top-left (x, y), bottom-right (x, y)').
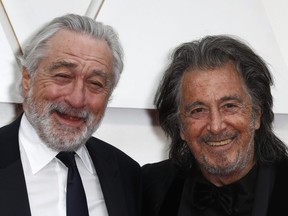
top-left (141, 159), bottom-right (184, 216)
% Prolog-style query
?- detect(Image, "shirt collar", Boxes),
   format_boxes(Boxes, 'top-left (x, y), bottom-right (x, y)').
top-left (19, 114), bottom-right (95, 175)
top-left (75, 144), bottom-right (95, 175)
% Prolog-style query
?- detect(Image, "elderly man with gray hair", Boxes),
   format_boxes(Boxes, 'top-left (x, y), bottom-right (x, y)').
top-left (0, 14), bottom-right (141, 216)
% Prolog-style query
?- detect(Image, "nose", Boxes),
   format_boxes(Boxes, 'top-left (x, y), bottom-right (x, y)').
top-left (64, 81), bottom-right (86, 108)
top-left (207, 109), bottom-right (225, 134)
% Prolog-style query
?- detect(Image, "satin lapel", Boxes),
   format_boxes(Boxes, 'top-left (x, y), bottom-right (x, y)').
top-left (0, 114), bottom-right (31, 216)
top-left (251, 165), bottom-right (275, 216)
top-left (86, 142), bottom-right (128, 216)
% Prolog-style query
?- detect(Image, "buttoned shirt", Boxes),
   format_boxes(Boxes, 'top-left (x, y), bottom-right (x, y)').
top-left (19, 114), bottom-right (108, 216)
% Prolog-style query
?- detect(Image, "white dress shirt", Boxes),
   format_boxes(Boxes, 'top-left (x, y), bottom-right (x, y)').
top-left (18, 114), bottom-right (108, 216)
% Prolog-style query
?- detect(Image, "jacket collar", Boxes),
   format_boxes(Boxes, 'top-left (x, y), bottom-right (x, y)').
top-left (86, 138), bottom-right (129, 216)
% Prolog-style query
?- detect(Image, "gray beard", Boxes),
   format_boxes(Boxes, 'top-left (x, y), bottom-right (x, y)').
top-left (24, 93), bottom-right (102, 152)
top-left (198, 125), bottom-right (256, 176)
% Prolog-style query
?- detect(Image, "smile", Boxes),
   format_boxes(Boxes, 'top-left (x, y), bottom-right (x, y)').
top-left (60, 113), bottom-right (83, 121)
top-left (53, 111), bottom-right (87, 128)
top-left (207, 139), bottom-right (232, 146)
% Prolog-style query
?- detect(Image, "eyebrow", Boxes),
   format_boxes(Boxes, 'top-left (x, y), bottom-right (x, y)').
top-left (48, 60), bottom-right (110, 79)
top-left (219, 95), bottom-right (243, 103)
top-left (47, 60), bottom-right (113, 86)
top-left (91, 69), bottom-right (109, 79)
top-left (48, 60), bottom-right (77, 71)
top-left (184, 101), bottom-right (204, 112)
top-left (183, 95), bottom-right (243, 112)
top-left (90, 69), bottom-right (111, 84)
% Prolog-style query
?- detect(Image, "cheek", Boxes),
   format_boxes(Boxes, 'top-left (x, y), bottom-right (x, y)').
top-left (185, 137), bottom-right (203, 159)
top-left (30, 78), bottom-right (62, 100)
top-left (32, 87), bottom-right (60, 103)
top-left (180, 119), bottom-right (206, 141)
top-left (233, 116), bottom-right (254, 133)
top-left (87, 94), bottom-right (109, 113)
top-left (180, 126), bottom-right (202, 154)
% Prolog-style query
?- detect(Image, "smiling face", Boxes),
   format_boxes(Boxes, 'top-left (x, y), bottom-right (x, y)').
top-left (179, 62), bottom-right (261, 185)
top-left (22, 29), bottom-right (114, 151)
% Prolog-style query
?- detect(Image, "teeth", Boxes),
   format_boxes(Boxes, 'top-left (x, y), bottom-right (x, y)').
top-left (207, 139), bottom-right (232, 146)
top-left (68, 115), bottom-right (81, 120)
top-left (61, 113), bottom-right (82, 121)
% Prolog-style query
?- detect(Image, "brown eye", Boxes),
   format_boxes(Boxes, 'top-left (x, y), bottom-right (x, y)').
top-left (87, 79), bottom-right (106, 93)
top-left (222, 103), bottom-right (240, 114)
top-left (53, 73), bottom-right (72, 83)
top-left (224, 103), bottom-right (236, 108)
top-left (191, 108), bottom-right (204, 114)
top-left (55, 74), bottom-right (70, 78)
top-left (90, 81), bottom-right (103, 88)
top-left (188, 107), bottom-right (209, 119)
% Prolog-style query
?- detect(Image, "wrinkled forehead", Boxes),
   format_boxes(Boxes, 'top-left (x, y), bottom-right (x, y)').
top-left (179, 62), bottom-right (251, 102)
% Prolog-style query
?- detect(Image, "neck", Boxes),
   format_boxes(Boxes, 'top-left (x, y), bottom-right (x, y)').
top-left (200, 160), bottom-right (256, 186)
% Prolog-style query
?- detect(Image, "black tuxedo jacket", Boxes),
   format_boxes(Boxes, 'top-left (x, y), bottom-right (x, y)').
top-left (142, 158), bottom-right (288, 216)
top-left (0, 115), bottom-right (141, 216)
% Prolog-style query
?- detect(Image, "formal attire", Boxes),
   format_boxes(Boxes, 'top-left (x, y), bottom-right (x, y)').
top-left (177, 165), bottom-right (257, 216)
top-left (142, 158), bottom-right (288, 216)
top-left (19, 114), bottom-right (107, 216)
top-left (0, 114), bottom-right (141, 216)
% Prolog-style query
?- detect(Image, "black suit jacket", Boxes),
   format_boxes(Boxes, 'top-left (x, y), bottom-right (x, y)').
top-left (142, 158), bottom-right (288, 216)
top-left (0, 115), bottom-right (141, 216)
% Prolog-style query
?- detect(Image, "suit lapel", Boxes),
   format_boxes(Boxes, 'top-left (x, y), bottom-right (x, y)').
top-left (252, 158), bottom-right (288, 216)
top-left (159, 173), bottom-right (185, 216)
top-left (86, 141), bottom-right (128, 216)
top-left (265, 158), bottom-right (288, 215)
top-left (251, 165), bottom-right (275, 216)
top-left (0, 115), bottom-right (31, 216)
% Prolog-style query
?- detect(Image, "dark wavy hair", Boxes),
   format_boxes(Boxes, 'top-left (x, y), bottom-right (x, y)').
top-left (154, 35), bottom-right (287, 169)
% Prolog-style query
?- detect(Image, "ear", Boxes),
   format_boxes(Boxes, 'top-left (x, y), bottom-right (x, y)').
top-left (22, 68), bottom-right (31, 97)
top-left (180, 126), bottom-right (186, 141)
top-left (254, 108), bottom-right (262, 130)
top-left (179, 116), bottom-right (186, 141)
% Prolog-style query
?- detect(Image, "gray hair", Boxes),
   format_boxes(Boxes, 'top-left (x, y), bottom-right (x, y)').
top-left (19, 13), bottom-right (123, 91)
top-left (155, 35), bottom-right (288, 169)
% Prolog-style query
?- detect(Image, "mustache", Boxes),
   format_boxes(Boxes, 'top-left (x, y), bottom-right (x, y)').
top-left (199, 131), bottom-right (238, 143)
top-left (47, 102), bottom-right (90, 120)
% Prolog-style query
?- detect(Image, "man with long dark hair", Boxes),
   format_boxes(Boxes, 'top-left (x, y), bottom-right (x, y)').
top-left (142, 35), bottom-right (288, 216)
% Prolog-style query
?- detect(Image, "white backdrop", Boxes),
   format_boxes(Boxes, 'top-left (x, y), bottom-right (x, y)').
top-left (1, 0), bottom-right (288, 112)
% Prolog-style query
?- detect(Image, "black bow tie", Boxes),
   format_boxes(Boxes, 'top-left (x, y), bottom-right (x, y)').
top-left (192, 181), bottom-right (235, 215)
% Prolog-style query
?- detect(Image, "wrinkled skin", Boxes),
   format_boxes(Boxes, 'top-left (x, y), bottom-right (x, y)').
top-left (179, 62), bottom-right (261, 186)
top-left (22, 30), bottom-right (114, 152)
